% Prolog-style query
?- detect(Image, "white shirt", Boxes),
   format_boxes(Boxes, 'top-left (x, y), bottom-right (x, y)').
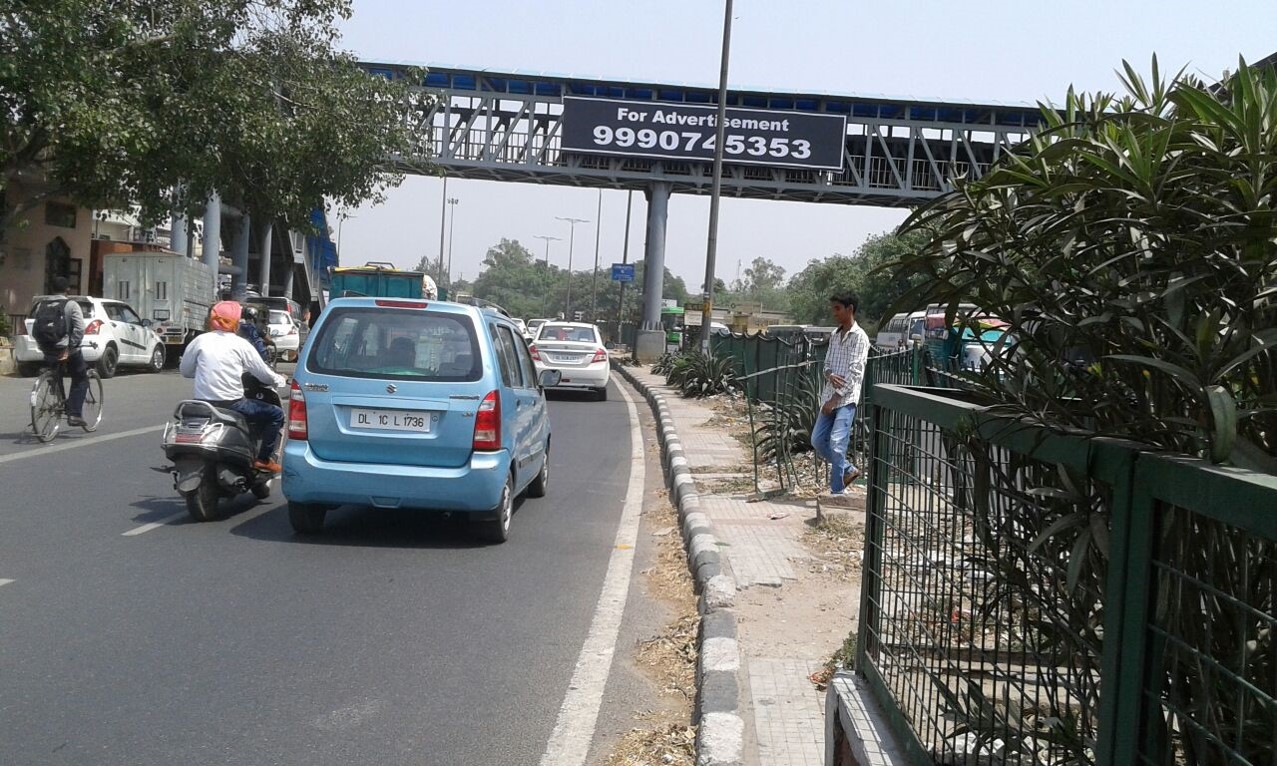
top-left (180, 330), bottom-right (285, 402)
top-left (821, 321), bottom-right (870, 408)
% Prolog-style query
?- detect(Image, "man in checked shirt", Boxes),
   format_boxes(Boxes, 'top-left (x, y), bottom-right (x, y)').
top-left (812, 292), bottom-right (870, 495)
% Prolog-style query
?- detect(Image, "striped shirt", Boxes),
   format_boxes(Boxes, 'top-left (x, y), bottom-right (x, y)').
top-left (821, 321), bottom-right (870, 408)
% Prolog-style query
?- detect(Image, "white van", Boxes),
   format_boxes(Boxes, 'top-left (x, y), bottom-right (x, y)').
top-left (875, 311), bottom-right (925, 349)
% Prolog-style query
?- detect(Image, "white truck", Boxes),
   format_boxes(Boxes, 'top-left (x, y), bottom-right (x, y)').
top-left (102, 251), bottom-right (215, 359)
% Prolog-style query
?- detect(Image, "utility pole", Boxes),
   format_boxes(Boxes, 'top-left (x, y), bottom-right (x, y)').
top-left (555, 215), bottom-right (589, 318)
top-left (445, 197), bottom-right (459, 286)
top-left (700, 0), bottom-right (734, 352)
top-left (437, 176), bottom-right (448, 279)
top-left (618, 190), bottom-right (633, 345)
top-left (589, 189), bottom-right (603, 322)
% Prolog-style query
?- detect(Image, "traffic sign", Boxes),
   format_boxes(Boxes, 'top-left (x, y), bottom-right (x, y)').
top-left (611, 263), bottom-right (635, 282)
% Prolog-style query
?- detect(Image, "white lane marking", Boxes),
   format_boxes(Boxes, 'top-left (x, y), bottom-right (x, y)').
top-left (538, 380), bottom-right (646, 766)
top-left (0, 579), bottom-right (14, 588)
top-left (0, 424), bottom-right (164, 466)
top-left (122, 511), bottom-right (188, 537)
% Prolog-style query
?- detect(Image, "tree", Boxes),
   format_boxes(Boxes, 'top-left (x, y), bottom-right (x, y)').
top-left (1, 0), bottom-right (429, 230)
top-left (470, 239), bottom-right (560, 319)
top-left (784, 231), bottom-right (930, 326)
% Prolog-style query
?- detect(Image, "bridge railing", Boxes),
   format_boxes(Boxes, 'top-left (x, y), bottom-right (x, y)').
top-left (857, 384), bottom-right (1277, 766)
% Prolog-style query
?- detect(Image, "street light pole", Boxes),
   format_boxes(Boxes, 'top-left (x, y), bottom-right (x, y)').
top-left (617, 190), bottom-right (633, 344)
top-left (555, 215), bottom-right (589, 318)
top-left (701, 0), bottom-right (734, 352)
top-left (445, 197), bottom-right (459, 287)
top-left (437, 176), bottom-right (448, 279)
top-left (589, 188), bottom-right (603, 322)
top-left (533, 234), bottom-right (561, 268)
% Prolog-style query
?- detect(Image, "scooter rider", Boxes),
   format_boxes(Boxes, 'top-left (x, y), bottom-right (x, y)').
top-left (181, 301), bottom-right (287, 473)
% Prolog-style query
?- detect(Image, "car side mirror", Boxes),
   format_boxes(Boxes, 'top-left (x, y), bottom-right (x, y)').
top-left (141, 319), bottom-right (153, 328)
top-left (539, 369), bottom-right (562, 388)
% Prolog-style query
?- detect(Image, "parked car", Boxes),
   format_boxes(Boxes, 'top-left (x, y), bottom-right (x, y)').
top-left (530, 322), bottom-right (611, 401)
top-left (267, 309), bottom-right (300, 361)
top-left (282, 297), bottom-right (559, 542)
top-left (14, 295), bottom-right (165, 378)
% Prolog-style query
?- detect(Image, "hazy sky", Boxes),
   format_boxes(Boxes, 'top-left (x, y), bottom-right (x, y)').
top-left (336, 1), bottom-right (1276, 291)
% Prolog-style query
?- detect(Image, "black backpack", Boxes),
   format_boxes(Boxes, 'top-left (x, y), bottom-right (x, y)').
top-left (31, 299), bottom-right (70, 350)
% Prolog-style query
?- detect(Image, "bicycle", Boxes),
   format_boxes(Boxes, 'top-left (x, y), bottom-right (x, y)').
top-left (29, 359), bottom-right (104, 443)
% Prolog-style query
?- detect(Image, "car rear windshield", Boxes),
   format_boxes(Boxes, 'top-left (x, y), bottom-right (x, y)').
top-left (30, 299), bottom-right (94, 318)
top-left (537, 324), bottom-right (598, 343)
top-left (307, 307), bottom-right (481, 382)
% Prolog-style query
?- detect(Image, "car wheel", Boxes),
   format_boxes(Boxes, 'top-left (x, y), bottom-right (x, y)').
top-left (527, 446), bottom-right (550, 498)
top-left (148, 345), bottom-right (165, 373)
top-left (182, 466), bottom-right (221, 522)
top-left (288, 501), bottom-right (326, 534)
top-left (479, 475), bottom-right (514, 544)
top-left (595, 384), bottom-right (608, 401)
top-left (17, 362), bottom-right (41, 377)
top-left (96, 345), bottom-right (118, 379)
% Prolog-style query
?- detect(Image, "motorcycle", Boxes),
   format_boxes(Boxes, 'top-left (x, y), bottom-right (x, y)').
top-left (162, 374), bottom-right (282, 521)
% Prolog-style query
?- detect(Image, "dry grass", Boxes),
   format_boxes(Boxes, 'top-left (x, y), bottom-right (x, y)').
top-left (603, 497), bottom-right (700, 765)
top-left (802, 515), bottom-right (866, 582)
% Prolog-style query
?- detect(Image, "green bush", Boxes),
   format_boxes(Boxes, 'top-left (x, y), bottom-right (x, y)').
top-left (0, 308), bottom-right (10, 338)
top-left (665, 352), bottom-right (736, 398)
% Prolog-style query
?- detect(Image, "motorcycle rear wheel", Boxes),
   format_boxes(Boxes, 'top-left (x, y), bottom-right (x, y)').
top-left (183, 466), bottom-right (221, 522)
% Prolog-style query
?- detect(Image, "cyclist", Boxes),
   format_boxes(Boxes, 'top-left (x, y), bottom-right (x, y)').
top-left (181, 301), bottom-right (287, 473)
top-left (31, 276), bottom-right (89, 427)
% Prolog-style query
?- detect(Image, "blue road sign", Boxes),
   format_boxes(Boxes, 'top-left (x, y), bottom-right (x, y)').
top-left (611, 263), bottom-right (635, 282)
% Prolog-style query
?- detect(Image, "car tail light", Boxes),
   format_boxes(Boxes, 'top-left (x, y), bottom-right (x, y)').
top-left (591, 347), bottom-right (607, 363)
top-left (473, 390), bottom-right (500, 450)
top-left (84, 319), bottom-right (103, 335)
top-left (529, 345), bottom-right (541, 362)
top-left (374, 300), bottom-right (428, 309)
top-left (287, 380), bottom-right (308, 440)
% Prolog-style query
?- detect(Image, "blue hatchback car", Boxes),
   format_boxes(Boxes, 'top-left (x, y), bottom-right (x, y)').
top-left (282, 297), bottom-right (559, 542)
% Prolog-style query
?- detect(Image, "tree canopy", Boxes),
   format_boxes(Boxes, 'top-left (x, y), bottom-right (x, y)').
top-left (1, 0), bottom-right (429, 229)
top-left (785, 230), bottom-right (930, 327)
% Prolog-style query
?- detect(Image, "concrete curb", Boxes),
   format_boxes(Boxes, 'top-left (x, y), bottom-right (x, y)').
top-left (613, 360), bottom-right (745, 766)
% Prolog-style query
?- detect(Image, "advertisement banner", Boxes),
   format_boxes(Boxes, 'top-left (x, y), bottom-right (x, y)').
top-left (561, 97), bottom-right (846, 171)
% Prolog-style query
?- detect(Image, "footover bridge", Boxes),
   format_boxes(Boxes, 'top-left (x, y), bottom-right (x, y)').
top-left (363, 62), bottom-right (1047, 349)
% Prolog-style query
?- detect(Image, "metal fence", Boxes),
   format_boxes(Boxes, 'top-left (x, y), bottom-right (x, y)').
top-left (858, 384), bottom-right (1277, 766)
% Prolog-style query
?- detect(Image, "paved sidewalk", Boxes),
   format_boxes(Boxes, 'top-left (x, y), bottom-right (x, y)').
top-left (627, 365), bottom-right (861, 766)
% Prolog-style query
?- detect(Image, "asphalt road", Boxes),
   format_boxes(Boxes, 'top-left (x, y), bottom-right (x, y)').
top-left (0, 366), bottom-right (637, 765)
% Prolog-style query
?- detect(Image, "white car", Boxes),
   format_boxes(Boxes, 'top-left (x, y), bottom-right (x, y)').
top-left (267, 309), bottom-right (300, 361)
top-left (530, 322), bottom-right (611, 400)
top-left (15, 295), bottom-right (165, 378)
top-left (512, 318), bottom-right (530, 341)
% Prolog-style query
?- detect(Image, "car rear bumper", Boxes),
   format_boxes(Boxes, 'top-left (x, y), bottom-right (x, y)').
top-left (535, 361), bottom-right (610, 388)
top-left (14, 336), bottom-right (104, 363)
top-left (281, 443), bottom-right (511, 515)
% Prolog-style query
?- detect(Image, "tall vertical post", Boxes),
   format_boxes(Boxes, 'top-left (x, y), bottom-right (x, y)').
top-left (232, 214), bottom-right (251, 300)
top-left (617, 189), bottom-right (633, 344)
top-left (640, 182), bottom-right (670, 330)
top-left (202, 193), bottom-right (221, 299)
top-left (589, 188), bottom-right (603, 321)
top-left (171, 212), bottom-right (188, 258)
top-left (437, 176), bottom-right (448, 278)
top-left (700, 0), bottom-right (734, 353)
top-left (258, 221), bottom-right (274, 297)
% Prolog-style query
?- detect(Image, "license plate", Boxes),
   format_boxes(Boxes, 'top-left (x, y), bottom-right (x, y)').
top-left (350, 408), bottom-right (431, 433)
top-left (552, 354), bottom-right (581, 363)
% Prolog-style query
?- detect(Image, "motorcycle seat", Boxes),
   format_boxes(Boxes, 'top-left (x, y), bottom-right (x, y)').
top-left (174, 400), bottom-right (250, 432)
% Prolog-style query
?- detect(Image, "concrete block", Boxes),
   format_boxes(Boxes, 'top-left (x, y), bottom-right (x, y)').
top-left (635, 329), bottom-right (666, 363)
top-left (697, 712), bottom-right (744, 766)
top-left (816, 492), bottom-right (867, 525)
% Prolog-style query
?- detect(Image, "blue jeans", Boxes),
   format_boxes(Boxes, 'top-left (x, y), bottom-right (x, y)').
top-left (225, 398), bottom-right (284, 461)
top-left (45, 351), bottom-right (89, 418)
top-left (811, 403), bottom-right (857, 494)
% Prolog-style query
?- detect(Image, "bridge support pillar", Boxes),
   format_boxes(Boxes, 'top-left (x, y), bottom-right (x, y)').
top-left (232, 214), bottom-right (251, 301)
top-left (636, 181), bottom-right (671, 363)
top-left (258, 221), bottom-right (274, 297)
top-left (202, 192), bottom-right (221, 296)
